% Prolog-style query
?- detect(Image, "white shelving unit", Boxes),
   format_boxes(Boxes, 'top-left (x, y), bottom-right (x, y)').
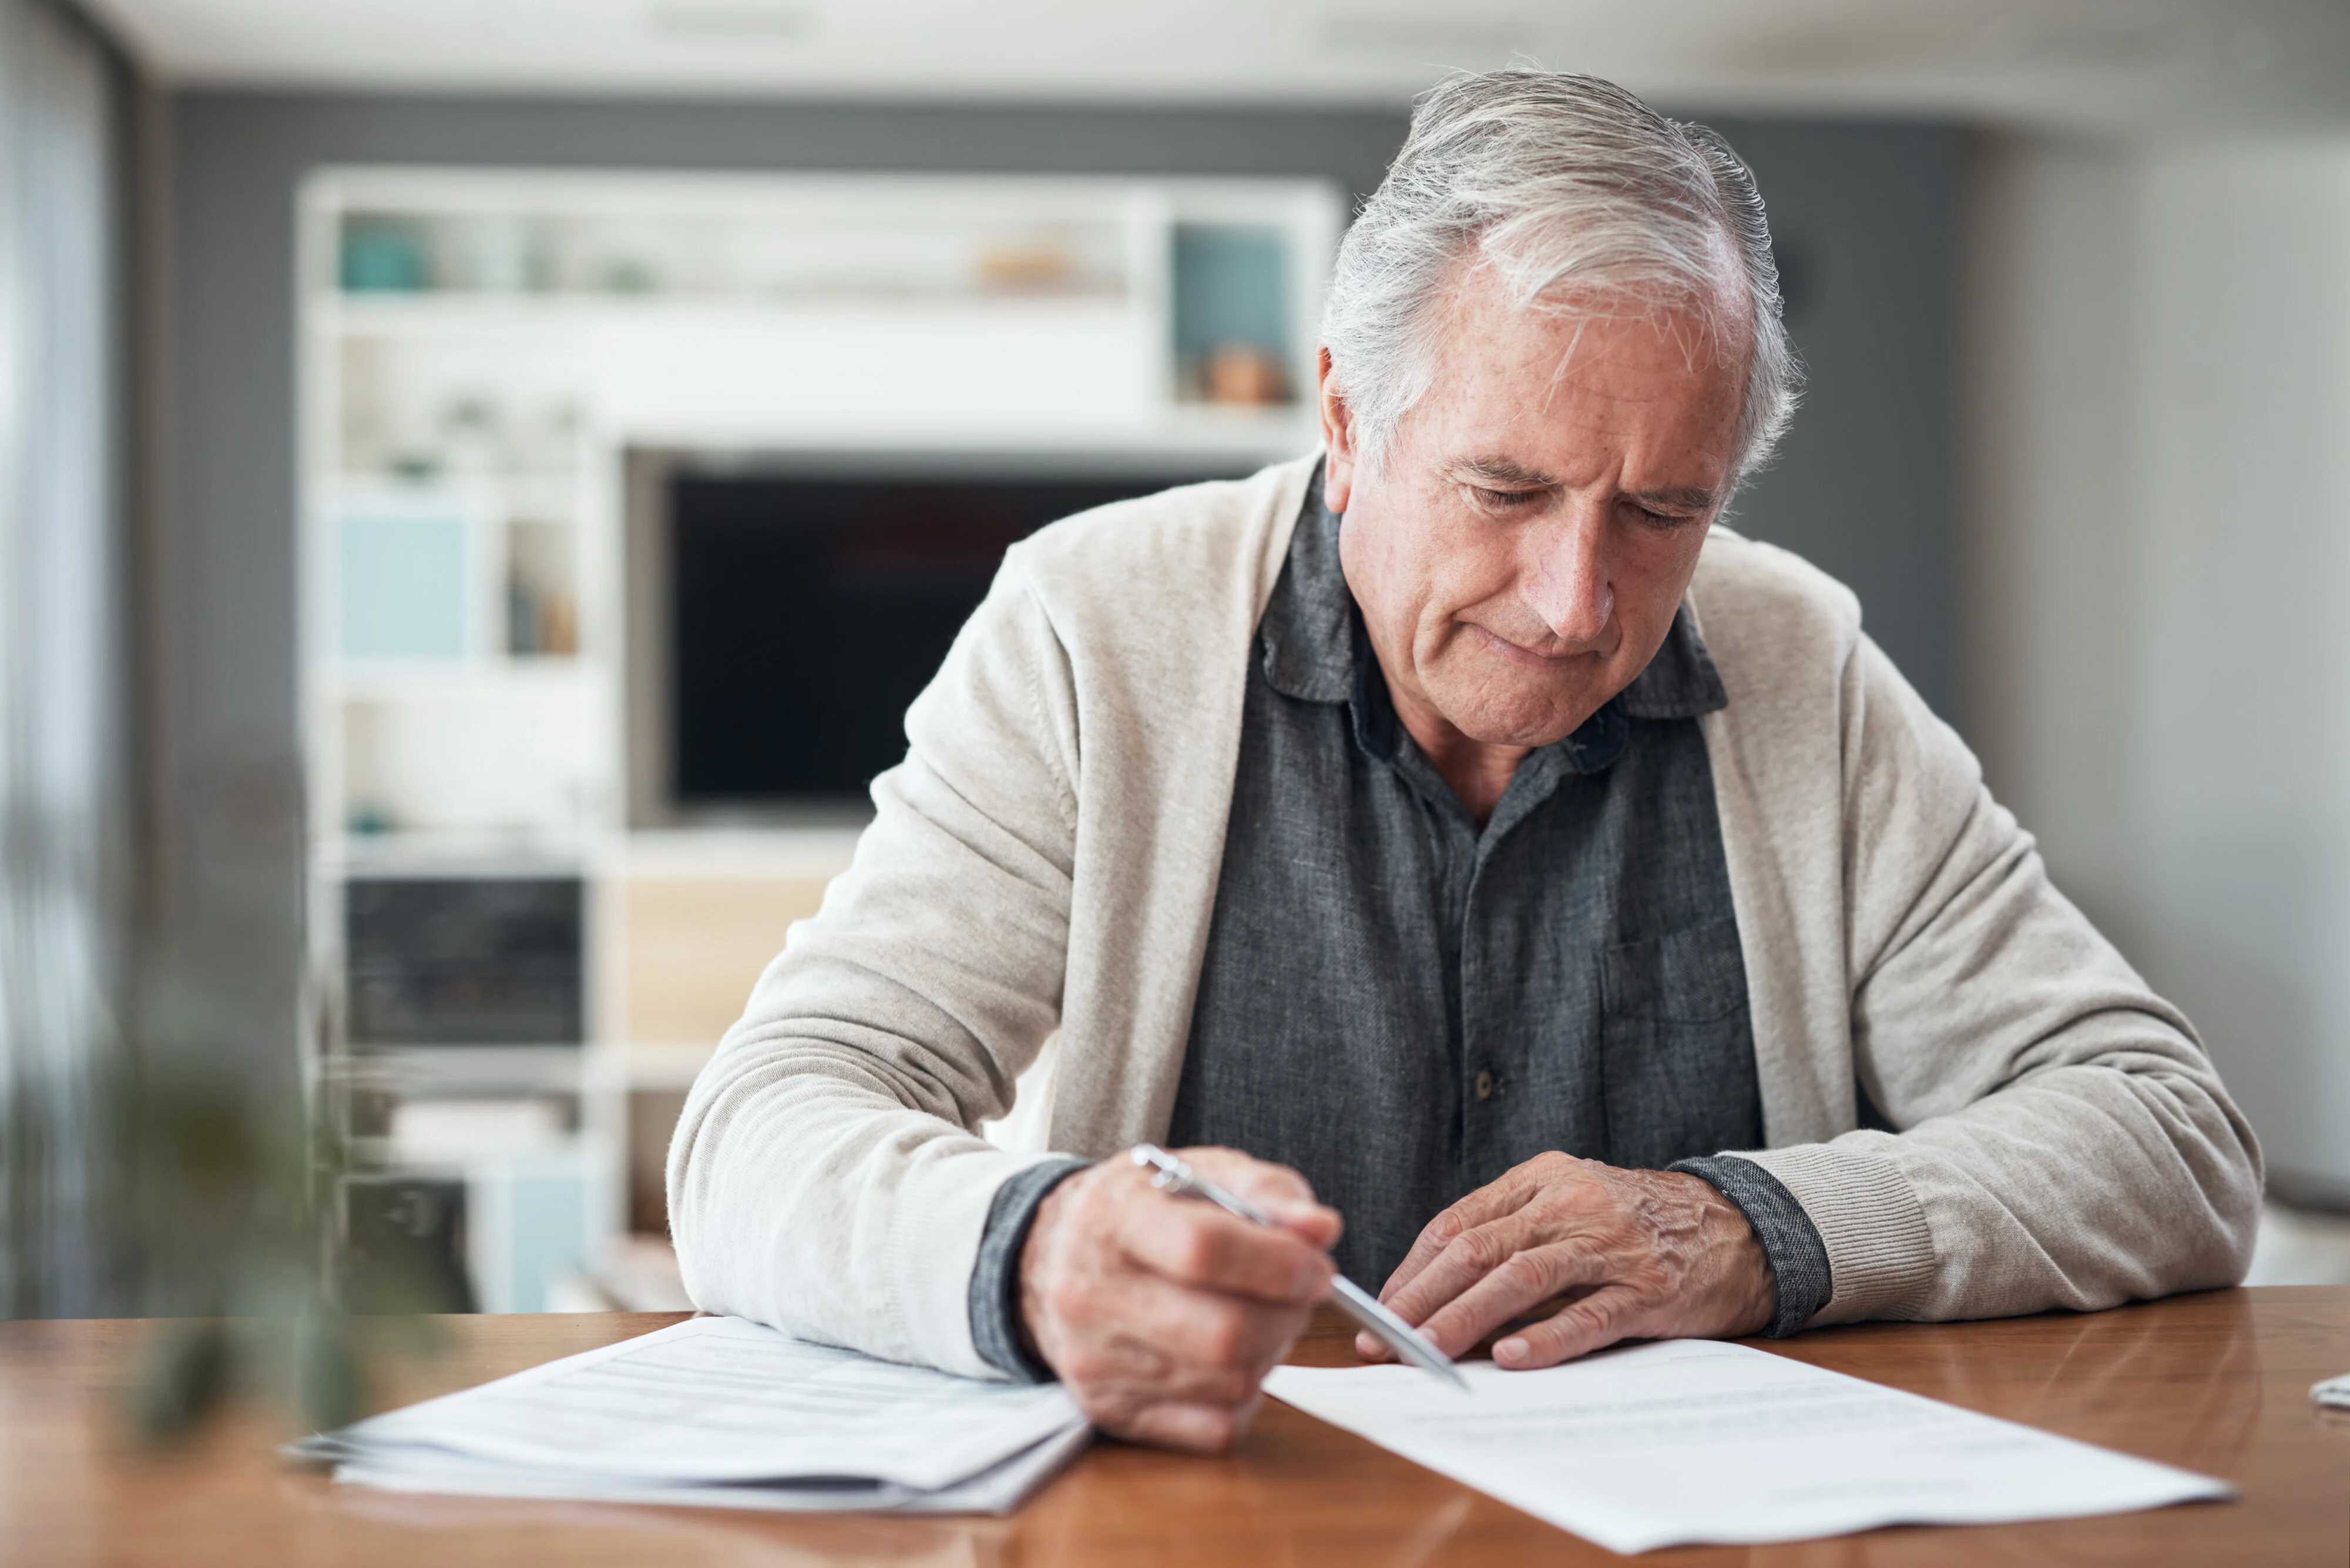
top-left (298, 166), bottom-right (1344, 1310)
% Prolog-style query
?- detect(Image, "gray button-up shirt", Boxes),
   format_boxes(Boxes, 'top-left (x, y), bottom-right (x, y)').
top-left (970, 475), bottom-right (1831, 1378)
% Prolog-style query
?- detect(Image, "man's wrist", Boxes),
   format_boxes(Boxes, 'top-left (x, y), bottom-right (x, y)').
top-left (968, 1156), bottom-right (1089, 1381)
top-left (1668, 1154), bottom-right (1834, 1338)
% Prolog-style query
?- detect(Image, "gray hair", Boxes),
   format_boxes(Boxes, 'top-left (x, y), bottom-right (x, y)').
top-left (1322, 69), bottom-right (1800, 501)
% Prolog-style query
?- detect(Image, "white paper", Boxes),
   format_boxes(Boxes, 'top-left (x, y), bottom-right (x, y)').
top-left (2311, 1372), bottom-right (2350, 1408)
top-left (333, 1419), bottom-right (1095, 1516)
top-left (301, 1315), bottom-right (1089, 1510)
top-left (1266, 1338), bottom-right (2230, 1553)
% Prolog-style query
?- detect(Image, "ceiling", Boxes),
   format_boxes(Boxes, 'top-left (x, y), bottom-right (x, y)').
top-left (83, 0), bottom-right (2350, 134)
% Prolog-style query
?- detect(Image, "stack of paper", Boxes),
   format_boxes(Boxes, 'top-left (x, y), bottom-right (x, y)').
top-left (1267, 1339), bottom-right (2230, 1553)
top-left (290, 1316), bottom-right (1090, 1515)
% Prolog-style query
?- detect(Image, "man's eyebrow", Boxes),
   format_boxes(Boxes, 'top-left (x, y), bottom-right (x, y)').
top-left (1452, 459), bottom-right (1719, 514)
top-left (1628, 486), bottom-right (1718, 513)
top-left (1452, 457), bottom-right (1556, 486)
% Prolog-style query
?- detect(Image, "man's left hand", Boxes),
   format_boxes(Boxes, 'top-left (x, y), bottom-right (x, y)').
top-left (1358, 1153), bottom-right (1775, 1370)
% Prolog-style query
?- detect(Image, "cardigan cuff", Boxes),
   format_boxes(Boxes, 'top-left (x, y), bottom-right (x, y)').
top-left (1732, 1139), bottom-right (1939, 1325)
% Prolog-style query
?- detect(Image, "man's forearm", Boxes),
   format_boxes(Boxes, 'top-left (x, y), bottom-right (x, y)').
top-left (1739, 1057), bottom-right (2259, 1326)
top-left (667, 1039), bottom-right (1050, 1378)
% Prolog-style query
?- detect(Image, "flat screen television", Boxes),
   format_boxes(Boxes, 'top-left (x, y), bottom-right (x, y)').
top-left (630, 452), bottom-right (1261, 820)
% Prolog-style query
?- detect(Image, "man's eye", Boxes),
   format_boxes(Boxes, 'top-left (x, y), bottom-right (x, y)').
top-left (1630, 504), bottom-right (1693, 530)
top-left (1473, 486), bottom-right (1542, 510)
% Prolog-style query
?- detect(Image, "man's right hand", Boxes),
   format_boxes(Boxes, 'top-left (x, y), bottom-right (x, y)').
top-left (1018, 1146), bottom-right (1340, 1453)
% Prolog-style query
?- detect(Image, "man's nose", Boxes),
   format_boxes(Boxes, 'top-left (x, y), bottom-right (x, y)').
top-left (1523, 506), bottom-right (1613, 646)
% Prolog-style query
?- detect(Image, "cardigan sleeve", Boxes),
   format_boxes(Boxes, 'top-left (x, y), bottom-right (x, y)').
top-left (664, 553), bottom-right (1085, 1377)
top-left (1737, 632), bottom-right (2263, 1324)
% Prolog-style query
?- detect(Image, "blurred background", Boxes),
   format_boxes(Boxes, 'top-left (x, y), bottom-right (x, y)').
top-left (4, 0), bottom-right (2348, 1320)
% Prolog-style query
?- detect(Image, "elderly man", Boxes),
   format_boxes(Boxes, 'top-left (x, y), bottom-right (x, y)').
top-left (669, 70), bottom-right (2260, 1452)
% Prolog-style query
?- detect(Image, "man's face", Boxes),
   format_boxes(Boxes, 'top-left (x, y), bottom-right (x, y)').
top-left (1323, 268), bottom-right (1747, 752)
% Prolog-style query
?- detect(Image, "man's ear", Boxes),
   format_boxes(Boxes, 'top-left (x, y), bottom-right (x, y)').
top-left (1316, 346), bottom-right (1358, 514)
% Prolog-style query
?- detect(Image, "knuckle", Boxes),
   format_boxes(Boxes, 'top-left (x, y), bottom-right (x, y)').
top-left (1167, 1219), bottom-right (1220, 1282)
top-left (1531, 1151), bottom-right (1575, 1179)
top-left (1188, 1409), bottom-right (1243, 1453)
top-left (1449, 1227), bottom-right (1509, 1274)
top-left (1197, 1305), bottom-right (1249, 1366)
top-left (1495, 1249), bottom-right (1551, 1294)
top-left (1564, 1294), bottom-right (1621, 1337)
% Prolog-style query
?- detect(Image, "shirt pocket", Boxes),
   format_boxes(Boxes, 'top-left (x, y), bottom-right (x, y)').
top-left (1599, 918), bottom-right (1761, 1169)
top-left (1602, 918), bottom-right (1750, 1023)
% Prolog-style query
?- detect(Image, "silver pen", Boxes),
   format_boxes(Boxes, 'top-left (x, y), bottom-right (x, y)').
top-left (1130, 1144), bottom-right (1471, 1393)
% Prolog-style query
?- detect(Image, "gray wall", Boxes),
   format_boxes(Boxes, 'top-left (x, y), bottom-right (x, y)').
top-left (163, 90), bottom-right (1964, 1072)
top-left (1710, 119), bottom-right (1966, 718)
top-left (1966, 136), bottom-right (2350, 1198)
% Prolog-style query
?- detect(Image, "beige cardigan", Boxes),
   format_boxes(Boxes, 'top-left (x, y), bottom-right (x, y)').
top-left (667, 454), bottom-right (2261, 1378)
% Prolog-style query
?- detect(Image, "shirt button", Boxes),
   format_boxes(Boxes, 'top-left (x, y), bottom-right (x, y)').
top-left (1474, 1070), bottom-right (1496, 1102)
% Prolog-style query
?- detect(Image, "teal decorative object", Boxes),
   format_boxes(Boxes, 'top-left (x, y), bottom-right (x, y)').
top-left (340, 216), bottom-right (429, 293)
top-left (1173, 224), bottom-right (1291, 366)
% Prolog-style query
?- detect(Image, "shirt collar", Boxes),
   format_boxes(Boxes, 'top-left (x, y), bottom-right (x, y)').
top-left (1260, 467), bottom-right (1729, 729)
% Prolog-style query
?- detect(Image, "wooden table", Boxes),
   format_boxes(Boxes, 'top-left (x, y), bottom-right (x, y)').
top-left (6, 1287), bottom-right (2348, 1566)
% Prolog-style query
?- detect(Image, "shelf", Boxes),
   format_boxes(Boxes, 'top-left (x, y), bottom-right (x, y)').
top-left (320, 290), bottom-right (1140, 338)
top-left (322, 294), bottom-right (594, 335)
top-left (1150, 403), bottom-right (1322, 452)
top-left (324, 658), bottom-right (595, 699)
top-left (324, 180), bottom-right (1139, 317)
top-left (613, 825), bottom-right (864, 878)
top-left (324, 1044), bottom-right (588, 1095)
top-left (298, 167), bottom-right (1345, 1321)
top-left (322, 830), bottom-right (595, 875)
top-left (328, 468), bottom-right (583, 495)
